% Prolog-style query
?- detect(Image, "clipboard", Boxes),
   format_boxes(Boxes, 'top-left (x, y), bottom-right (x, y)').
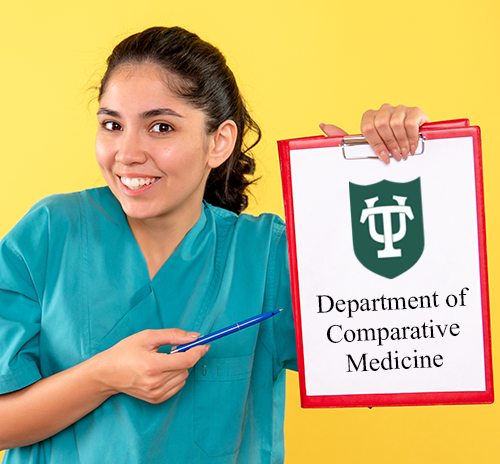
top-left (278, 120), bottom-right (493, 408)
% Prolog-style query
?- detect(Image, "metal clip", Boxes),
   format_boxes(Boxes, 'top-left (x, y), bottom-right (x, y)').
top-left (340, 134), bottom-right (426, 160)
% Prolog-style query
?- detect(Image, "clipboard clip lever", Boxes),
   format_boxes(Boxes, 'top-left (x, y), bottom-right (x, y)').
top-left (340, 134), bottom-right (426, 160)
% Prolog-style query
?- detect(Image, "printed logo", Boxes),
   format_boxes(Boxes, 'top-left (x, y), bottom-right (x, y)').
top-left (349, 178), bottom-right (424, 279)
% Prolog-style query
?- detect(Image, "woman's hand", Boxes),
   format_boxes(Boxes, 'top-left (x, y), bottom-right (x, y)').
top-left (360, 104), bottom-right (429, 164)
top-left (320, 104), bottom-right (429, 164)
top-left (96, 328), bottom-right (209, 404)
top-left (0, 328), bottom-right (207, 450)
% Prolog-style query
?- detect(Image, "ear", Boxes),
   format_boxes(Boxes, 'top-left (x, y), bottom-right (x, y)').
top-left (207, 120), bottom-right (238, 169)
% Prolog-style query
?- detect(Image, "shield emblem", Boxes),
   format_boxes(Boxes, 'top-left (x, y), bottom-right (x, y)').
top-left (349, 178), bottom-right (424, 279)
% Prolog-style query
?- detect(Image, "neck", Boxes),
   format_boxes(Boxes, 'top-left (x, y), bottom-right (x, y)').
top-left (127, 203), bottom-right (203, 280)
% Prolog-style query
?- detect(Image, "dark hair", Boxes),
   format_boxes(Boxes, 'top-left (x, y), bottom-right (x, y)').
top-left (99, 26), bottom-right (260, 214)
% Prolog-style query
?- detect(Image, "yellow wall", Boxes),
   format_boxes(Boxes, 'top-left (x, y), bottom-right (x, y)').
top-left (1, 0), bottom-right (499, 462)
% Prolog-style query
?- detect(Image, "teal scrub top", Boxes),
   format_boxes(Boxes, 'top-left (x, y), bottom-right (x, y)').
top-left (0, 187), bottom-right (298, 463)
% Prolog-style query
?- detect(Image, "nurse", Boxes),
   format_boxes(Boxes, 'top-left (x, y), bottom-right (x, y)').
top-left (0, 26), bottom-right (428, 463)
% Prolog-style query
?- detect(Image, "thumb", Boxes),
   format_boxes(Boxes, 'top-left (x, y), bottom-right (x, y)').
top-left (144, 328), bottom-right (200, 349)
top-left (319, 123), bottom-right (348, 138)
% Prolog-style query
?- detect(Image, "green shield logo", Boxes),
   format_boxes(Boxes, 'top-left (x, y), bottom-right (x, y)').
top-left (349, 178), bottom-right (424, 279)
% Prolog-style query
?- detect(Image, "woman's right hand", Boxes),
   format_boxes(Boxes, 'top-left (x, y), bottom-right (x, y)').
top-left (95, 329), bottom-right (209, 404)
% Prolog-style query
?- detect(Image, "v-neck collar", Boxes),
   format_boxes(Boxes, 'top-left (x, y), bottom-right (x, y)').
top-left (149, 205), bottom-right (208, 286)
top-left (112, 197), bottom-right (209, 286)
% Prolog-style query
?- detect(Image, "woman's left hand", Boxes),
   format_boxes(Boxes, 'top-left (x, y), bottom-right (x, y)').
top-left (320, 104), bottom-right (429, 164)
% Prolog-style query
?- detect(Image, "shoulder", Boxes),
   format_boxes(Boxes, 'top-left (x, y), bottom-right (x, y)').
top-left (27, 186), bottom-right (118, 220)
top-left (204, 203), bottom-right (288, 267)
top-left (205, 202), bottom-right (286, 239)
top-left (2, 187), bottom-right (118, 250)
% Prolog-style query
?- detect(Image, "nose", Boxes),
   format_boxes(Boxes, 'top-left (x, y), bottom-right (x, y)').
top-left (115, 129), bottom-right (148, 165)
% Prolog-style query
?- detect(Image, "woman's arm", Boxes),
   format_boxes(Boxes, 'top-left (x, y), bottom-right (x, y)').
top-left (320, 104), bottom-right (430, 163)
top-left (0, 328), bottom-right (208, 450)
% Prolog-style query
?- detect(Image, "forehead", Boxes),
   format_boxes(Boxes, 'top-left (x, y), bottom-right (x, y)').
top-left (99, 63), bottom-right (188, 110)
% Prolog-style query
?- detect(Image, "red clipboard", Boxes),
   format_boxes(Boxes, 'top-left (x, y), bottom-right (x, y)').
top-left (278, 120), bottom-right (493, 408)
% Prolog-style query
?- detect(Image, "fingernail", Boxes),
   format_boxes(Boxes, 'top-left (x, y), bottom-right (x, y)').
top-left (380, 151), bottom-right (390, 164)
top-left (188, 332), bottom-right (200, 338)
top-left (401, 148), bottom-right (409, 159)
top-left (205, 345), bottom-right (211, 353)
top-left (410, 145), bottom-right (417, 155)
top-left (391, 149), bottom-right (401, 159)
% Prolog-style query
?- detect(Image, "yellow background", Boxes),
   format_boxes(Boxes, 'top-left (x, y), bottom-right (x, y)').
top-left (0, 0), bottom-right (498, 462)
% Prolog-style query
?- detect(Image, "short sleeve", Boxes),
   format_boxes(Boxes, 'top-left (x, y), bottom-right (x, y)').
top-left (270, 223), bottom-right (298, 375)
top-left (0, 212), bottom-right (46, 394)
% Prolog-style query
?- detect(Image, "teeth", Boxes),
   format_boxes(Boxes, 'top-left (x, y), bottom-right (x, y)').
top-left (120, 177), bottom-right (159, 190)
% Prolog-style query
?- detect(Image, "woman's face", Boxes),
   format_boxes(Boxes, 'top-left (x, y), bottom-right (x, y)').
top-left (96, 64), bottom-right (215, 226)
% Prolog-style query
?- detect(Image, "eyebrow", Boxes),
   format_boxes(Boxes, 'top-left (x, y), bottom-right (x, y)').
top-left (97, 107), bottom-right (184, 119)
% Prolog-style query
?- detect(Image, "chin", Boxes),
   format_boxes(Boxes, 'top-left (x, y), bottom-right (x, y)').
top-left (117, 200), bottom-right (155, 219)
top-left (122, 208), bottom-right (160, 221)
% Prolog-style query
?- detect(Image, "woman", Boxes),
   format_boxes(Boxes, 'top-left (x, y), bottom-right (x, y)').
top-left (0, 26), bottom-right (428, 463)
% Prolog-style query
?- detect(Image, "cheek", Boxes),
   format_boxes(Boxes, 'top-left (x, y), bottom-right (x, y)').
top-left (95, 137), bottom-right (114, 170)
top-left (157, 141), bottom-right (210, 175)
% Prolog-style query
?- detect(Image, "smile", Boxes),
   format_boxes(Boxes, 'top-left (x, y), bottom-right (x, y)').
top-left (120, 176), bottom-right (160, 190)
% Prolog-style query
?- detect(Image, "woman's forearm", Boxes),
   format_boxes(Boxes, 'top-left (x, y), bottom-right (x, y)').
top-left (0, 354), bottom-right (112, 450)
top-left (0, 328), bottom-right (208, 451)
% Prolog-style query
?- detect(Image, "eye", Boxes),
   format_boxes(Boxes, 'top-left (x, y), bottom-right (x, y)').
top-left (151, 123), bottom-right (173, 133)
top-left (102, 121), bottom-right (122, 131)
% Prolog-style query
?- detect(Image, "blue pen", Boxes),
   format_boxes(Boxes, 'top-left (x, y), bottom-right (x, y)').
top-left (170, 308), bottom-right (283, 354)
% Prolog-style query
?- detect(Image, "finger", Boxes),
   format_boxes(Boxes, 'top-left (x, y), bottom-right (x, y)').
top-left (360, 109), bottom-right (390, 164)
top-left (319, 123), bottom-right (348, 138)
top-left (133, 369), bottom-right (190, 403)
top-left (152, 381), bottom-right (186, 403)
top-left (389, 105), bottom-right (411, 160)
top-left (157, 344), bottom-right (210, 371)
top-left (149, 372), bottom-right (190, 404)
top-left (405, 107), bottom-right (430, 156)
top-left (372, 105), bottom-right (403, 162)
top-left (143, 328), bottom-right (200, 350)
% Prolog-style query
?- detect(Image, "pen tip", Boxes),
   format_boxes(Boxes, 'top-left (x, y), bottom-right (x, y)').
top-left (279, 308), bottom-right (283, 312)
